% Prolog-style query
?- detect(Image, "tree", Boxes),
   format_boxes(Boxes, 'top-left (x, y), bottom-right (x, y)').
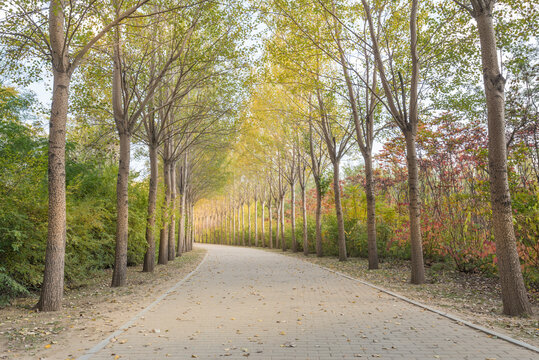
top-left (361, 0), bottom-right (426, 283)
top-left (308, 119), bottom-right (329, 257)
top-left (314, 86), bottom-right (355, 261)
top-left (108, 3), bottom-right (197, 286)
top-left (453, 0), bottom-right (533, 316)
top-left (1, 0), bottom-right (150, 311)
top-left (329, 0), bottom-right (383, 269)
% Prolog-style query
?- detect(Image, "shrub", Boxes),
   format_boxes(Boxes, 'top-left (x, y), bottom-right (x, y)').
top-left (0, 271), bottom-right (29, 307)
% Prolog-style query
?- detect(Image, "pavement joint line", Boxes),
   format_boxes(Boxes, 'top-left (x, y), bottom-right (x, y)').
top-left (288, 252), bottom-right (539, 354)
top-left (77, 251), bottom-right (209, 360)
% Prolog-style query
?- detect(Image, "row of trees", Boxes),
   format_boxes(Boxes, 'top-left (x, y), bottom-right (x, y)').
top-left (1, 0), bottom-right (248, 311)
top-left (195, 0), bottom-right (537, 316)
top-left (0, 0), bottom-right (536, 318)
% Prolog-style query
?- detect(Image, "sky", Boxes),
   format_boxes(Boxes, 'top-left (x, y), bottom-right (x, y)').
top-left (26, 73), bottom-right (149, 175)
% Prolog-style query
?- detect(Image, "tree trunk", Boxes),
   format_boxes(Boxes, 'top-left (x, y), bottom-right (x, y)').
top-left (217, 213), bottom-right (221, 244)
top-left (364, 152), bottom-right (379, 269)
top-left (37, 55), bottom-right (70, 311)
top-left (225, 207), bottom-right (229, 245)
top-left (143, 144), bottom-right (158, 272)
top-left (111, 130), bottom-right (131, 286)
top-left (204, 216), bottom-right (208, 243)
top-left (168, 161), bottom-right (176, 261)
top-left (301, 184), bottom-right (308, 256)
top-left (177, 193), bottom-right (185, 256)
top-left (188, 201), bottom-right (194, 251)
top-left (280, 197), bottom-right (286, 251)
top-left (234, 206), bottom-right (241, 246)
top-left (177, 154), bottom-right (187, 256)
top-left (187, 205), bottom-right (192, 250)
top-left (474, 7), bottom-right (532, 315)
top-left (261, 201), bottom-right (265, 247)
top-left (241, 204), bottom-right (245, 246)
top-left (290, 182), bottom-right (297, 252)
top-left (255, 198), bottom-right (259, 247)
top-left (405, 132), bottom-right (425, 284)
top-left (158, 160), bottom-right (170, 265)
top-left (248, 202), bottom-right (252, 246)
top-left (268, 200), bottom-right (273, 249)
top-left (315, 182), bottom-right (323, 257)
top-left (332, 160), bottom-right (347, 261)
top-left (220, 212), bottom-right (224, 244)
top-left (275, 200), bottom-right (280, 249)
top-left (189, 204), bottom-right (194, 250)
top-left (230, 207), bottom-right (233, 245)
top-left (233, 206), bottom-right (237, 245)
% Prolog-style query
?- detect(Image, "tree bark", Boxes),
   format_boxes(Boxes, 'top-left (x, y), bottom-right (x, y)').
top-left (280, 197), bottom-right (286, 251)
top-left (111, 129), bottom-right (131, 286)
top-left (143, 144), bottom-right (158, 272)
top-left (275, 200), bottom-right (280, 249)
top-left (168, 161), bottom-right (176, 260)
top-left (315, 183), bottom-right (323, 257)
top-left (219, 212), bottom-right (224, 244)
top-left (177, 193), bottom-right (185, 255)
top-left (37, 32), bottom-right (70, 310)
top-left (237, 206), bottom-right (240, 245)
top-left (365, 153), bottom-right (379, 269)
top-left (110, 26), bottom-right (131, 286)
top-left (261, 201), bottom-right (265, 247)
top-left (332, 160), bottom-right (347, 261)
top-left (290, 181), bottom-right (297, 252)
top-left (255, 198), bottom-right (259, 246)
top-left (233, 206), bottom-right (237, 245)
top-left (177, 156), bottom-right (187, 256)
top-left (405, 132), bottom-right (425, 283)
top-left (248, 202), bottom-right (252, 246)
top-left (158, 160), bottom-right (170, 265)
top-left (189, 203), bottom-right (194, 250)
top-left (205, 215), bottom-right (209, 244)
top-left (301, 183), bottom-right (308, 256)
top-left (473, 3), bottom-right (532, 315)
top-left (268, 200), bottom-right (273, 249)
top-left (241, 203), bottom-right (245, 246)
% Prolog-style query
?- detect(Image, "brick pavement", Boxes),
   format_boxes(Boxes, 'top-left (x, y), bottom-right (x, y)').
top-left (82, 244), bottom-right (538, 359)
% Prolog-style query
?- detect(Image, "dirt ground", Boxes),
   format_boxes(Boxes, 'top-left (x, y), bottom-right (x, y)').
top-left (266, 248), bottom-right (539, 348)
top-left (0, 248), bottom-right (206, 360)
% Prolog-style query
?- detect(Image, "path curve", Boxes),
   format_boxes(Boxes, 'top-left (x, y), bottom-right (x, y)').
top-left (82, 244), bottom-right (537, 359)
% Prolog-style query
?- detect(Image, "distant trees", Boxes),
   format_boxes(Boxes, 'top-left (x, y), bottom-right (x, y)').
top-left (198, 0), bottom-right (536, 317)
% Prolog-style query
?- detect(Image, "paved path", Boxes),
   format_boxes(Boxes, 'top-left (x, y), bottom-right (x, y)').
top-left (83, 244), bottom-right (537, 359)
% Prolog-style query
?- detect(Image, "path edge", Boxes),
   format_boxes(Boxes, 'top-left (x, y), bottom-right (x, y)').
top-left (298, 257), bottom-right (539, 354)
top-left (77, 250), bottom-right (209, 360)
